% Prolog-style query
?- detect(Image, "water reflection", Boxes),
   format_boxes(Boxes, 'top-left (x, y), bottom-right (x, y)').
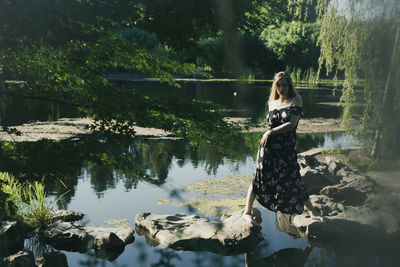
top-left (245, 244), bottom-right (312, 267)
top-left (0, 132), bottom-right (355, 206)
top-left (127, 81), bottom-right (343, 120)
top-left (0, 92), bottom-right (80, 127)
top-left (1, 132), bottom-right (372, 266)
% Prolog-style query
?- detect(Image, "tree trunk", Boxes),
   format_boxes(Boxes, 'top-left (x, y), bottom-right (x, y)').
top-left (371, 23), bottom-right (400, 158)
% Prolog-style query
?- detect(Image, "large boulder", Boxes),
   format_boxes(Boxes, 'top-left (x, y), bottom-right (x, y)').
top-left (2, 250), bottom-right (36, 267)
top-left (40, 222), bottom-right (134, 260)
top-left (277, 152), bottom-right (400, 254)
top-left (298, 154), bottom-right (345, 194)
top-left (37, 251), bottom-right (68, 267)
top-left (0, 221), bottom-right (25, 258)
top-left (40, 222), bottom-right (91, 252)
top-left (135, 209), bottom-right (263, 255)
top-left (319, 176), bottom-right (377, 206)
top-left (300, 165), bottom-right (337, 194)
top-left (86, 226), bottom-right (135, 261)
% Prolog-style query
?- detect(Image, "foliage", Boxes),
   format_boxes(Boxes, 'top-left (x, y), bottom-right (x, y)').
top-left (0, 173), bottom-right (18, 220)
top-left (288, 0), bottom-right (400, 157)
top-left (259, 21), bottom-right (320, 70)
top-left (0, 172), bottom-right (68, 228)
top-left (286, 66), bottom-right (319, 84)
top-left (0, 0), bottom-right (246, 147)
top-left (133, 0), bottom-right (265, 49)
top-left (116, 26), bottom-right (160, 50)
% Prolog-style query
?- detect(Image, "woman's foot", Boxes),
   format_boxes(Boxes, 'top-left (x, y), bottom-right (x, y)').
top-left (241, 213), bottom-right (261, 228)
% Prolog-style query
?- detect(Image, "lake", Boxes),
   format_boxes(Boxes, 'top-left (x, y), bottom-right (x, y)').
top-left (3, 81), bottom-right (392, 267)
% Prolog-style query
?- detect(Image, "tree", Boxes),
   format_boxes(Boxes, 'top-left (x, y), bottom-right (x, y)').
top-left (0, 0), bottom-right (241, 146)
top-left (259, 21), bottom-right (320, 71)
top-left (288, 0), bottom-right (400, 157)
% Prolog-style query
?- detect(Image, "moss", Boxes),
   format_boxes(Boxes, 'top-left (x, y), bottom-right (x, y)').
top-left (156, 174), bottom-right (253, 217)
top-left (154, 199), bottom-right (171, 205)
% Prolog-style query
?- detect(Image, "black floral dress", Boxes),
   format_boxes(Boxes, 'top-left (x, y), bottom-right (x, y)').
top-left (252, 106), bottom-right (309, 215)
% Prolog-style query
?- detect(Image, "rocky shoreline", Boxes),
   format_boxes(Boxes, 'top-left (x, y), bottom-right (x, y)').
top-left (1, 148), bottom-right (399, 266)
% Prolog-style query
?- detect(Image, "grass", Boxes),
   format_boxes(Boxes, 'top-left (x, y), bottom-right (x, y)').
top-left (0, 172), bottom-right (69, 229)
top-left (286, 66), bottom-right (319, 85)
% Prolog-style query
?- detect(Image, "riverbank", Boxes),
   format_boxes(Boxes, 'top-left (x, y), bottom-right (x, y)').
top-left (0, 117), bottom-right (345, 142)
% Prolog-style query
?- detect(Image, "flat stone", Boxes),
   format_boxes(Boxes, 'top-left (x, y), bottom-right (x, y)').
top-left (2, 250), bottom-right (36, 267)
top-left (135, 209), bottom-right (263, 255)
top-left (51, 210), bottom-right (84, 222)
top-left (40, 221), bottom-right (134, 260)
top-left (40, 222), bottom-right (91, 252)
top-left (299, 148), bottom-right (323, 157)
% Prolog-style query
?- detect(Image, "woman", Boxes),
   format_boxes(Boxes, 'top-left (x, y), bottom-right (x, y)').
top-left (242, 71), bottom-right (325, 225)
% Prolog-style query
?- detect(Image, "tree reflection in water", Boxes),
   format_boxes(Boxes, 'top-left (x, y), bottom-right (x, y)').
top-left (0, 131), bottom-right (325, 208)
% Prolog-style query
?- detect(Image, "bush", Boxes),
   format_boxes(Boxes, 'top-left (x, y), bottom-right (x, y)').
top-left (0, 173), bottom-right (18, 220)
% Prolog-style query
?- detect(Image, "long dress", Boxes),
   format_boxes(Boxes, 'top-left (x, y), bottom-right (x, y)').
top-left (252, 106), bottom-right (309, 215)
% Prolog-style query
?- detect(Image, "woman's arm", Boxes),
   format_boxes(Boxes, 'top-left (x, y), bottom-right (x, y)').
top-left (260, 95), bottom-right (302, 146)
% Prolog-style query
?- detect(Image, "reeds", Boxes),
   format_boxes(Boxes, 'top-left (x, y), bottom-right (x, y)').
top-left (286, 66), bottom-right (319, 85)
top-left (0, 172), bottom-right (68, 229)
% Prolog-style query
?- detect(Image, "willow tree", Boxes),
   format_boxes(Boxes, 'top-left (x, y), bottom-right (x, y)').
top-left (289, 0), bottom-right (400, 157)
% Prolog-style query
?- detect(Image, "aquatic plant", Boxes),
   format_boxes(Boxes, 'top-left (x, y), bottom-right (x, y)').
top-left (286, 66), bottom-right (319, 84)
top-left (0, 172), bottom-right (18, 220)
top-left (0, 172), bottom-right (68, 229)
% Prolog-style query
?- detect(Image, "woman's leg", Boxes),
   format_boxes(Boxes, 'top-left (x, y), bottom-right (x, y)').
top-left (241, 183), bottom-right (259, 226)
top-left (243, 183), bottom-right (256, 216)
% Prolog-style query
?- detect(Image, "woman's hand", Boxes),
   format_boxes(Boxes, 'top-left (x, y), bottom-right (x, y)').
top-left (260, 130), bottom-right (272, 147)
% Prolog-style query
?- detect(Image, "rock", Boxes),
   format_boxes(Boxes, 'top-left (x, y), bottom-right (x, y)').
top-left (290, 214), bottom-right (398, 254)
top-left (299, 148), bottom-right (323, 157)
top-left (276, 148), bottom-right (400, 254)
top-left (2, 250), bottom-right (36, 267)
top-left (37, 251), bottom-right (68, 267)
top-left (40, 221), bottom-right (134, 260)
top-left (135, 209), bottom-right (263, 255)
top-left (308, 195), bottom-right (344, 216)
top-left (325, 156), bottom-right (344, 176)
top-left (320, 177), bottom-right (377, 206)
top-left (85, 225), bottom-right (135, 250)
top-left (87, 225), bottom-right (134, 261)
top-left (51, 210), bottom-right (84, 222)
top-left (0, 221), bottom-right (25, 258)
top-left (339, 172), bottom-right (363, 184)
top-left (300, 166), bottom-right (335, 194)
top-left (40, 222), bottom-right (91, 252)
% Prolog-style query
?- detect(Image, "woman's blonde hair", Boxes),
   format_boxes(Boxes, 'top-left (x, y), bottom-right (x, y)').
top-left (268, 71), bottom-right (296, 102)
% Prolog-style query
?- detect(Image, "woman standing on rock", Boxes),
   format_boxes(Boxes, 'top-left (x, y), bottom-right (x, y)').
top-left (241, 71), bottom-right (326, 225)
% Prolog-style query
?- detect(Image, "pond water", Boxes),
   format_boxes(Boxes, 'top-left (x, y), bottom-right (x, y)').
top-left (3, 81), bottom-right (393, 267)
